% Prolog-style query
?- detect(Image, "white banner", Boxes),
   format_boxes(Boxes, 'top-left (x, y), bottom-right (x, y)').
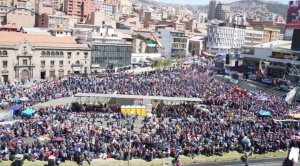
top-left (285, 87), bottom-right (297, 103)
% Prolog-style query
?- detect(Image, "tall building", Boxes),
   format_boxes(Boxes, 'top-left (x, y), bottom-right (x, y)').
top-left (206, 23), bottom-right (246, 54)
top-left (207, 0), bottom-right (217, 20)
top-left (63, 0), bottom-right (99, 23)
top-left (215, 2), bottom-right (230, 21)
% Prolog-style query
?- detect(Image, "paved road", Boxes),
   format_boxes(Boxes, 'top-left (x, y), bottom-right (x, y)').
top-left (183, 157), bottom-right (300, 166)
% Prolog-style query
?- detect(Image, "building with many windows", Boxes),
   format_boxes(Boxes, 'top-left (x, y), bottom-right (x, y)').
top-left (215, 2), bottom-right (230, 21)
top-left (206, 23), bottom-right (246, 54)
top-left (77, 28), bottom-right (132, 71)
top-left (0, 31), bottom-right (91, 81)
top-left (244, 28), bottom-right (263, 47)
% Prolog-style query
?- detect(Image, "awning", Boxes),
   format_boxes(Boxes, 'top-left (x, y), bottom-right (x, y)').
top-left (7, 105), bottom-right (22, 111)
top-left (259, 110), bottom-right (271, 116)
top-left (22, 109), bottom-right (36, 116)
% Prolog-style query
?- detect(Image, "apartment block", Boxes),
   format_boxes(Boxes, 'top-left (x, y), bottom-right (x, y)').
top-left (206, 23), bottom-right (246, 54)
top-left (63, 0), bottom-right (99, 23)
top-left (98, 2), bottom-right (117, 15)
top-left (244, 28), bottom-right (263, 46)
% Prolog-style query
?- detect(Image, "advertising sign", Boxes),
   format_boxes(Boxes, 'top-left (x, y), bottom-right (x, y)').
top-left (286, 1), bottom-right (300, 28)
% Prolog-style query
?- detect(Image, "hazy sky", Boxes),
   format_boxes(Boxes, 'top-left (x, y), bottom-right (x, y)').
top-left (156, 0), bottom-right (287, 6)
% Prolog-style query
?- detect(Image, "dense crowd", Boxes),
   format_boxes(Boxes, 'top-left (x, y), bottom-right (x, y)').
top-left (0, 63), bottom-right (299, 166)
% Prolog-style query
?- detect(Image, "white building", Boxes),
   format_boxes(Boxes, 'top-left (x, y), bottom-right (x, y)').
top-left (193, 13), bottom-right (207, 23)
top-left (98, 3), bottom-right (118, 15)
top-left (206, 23), bottom-right (246, 54)
top-left (0, 31), bottom-right (91, 81)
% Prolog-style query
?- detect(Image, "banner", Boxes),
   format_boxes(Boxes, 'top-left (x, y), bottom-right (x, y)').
top-left (262, 78), bottom-right (272, 84)
top-left (286, 1), bottom-right (300, 28)
top-left (285, 87), bottom-right (297, 102)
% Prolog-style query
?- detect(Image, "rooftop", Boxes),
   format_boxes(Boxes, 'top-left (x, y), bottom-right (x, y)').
top-left (0, 32), bottom-right (82, 47)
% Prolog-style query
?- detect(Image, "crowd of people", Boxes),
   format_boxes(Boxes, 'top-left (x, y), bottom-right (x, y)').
top-left (0, 63), bottom-right (299, 166)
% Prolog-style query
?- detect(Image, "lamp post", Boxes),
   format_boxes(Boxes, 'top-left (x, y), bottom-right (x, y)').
top-left (128, 111), bottom-right (133, 166)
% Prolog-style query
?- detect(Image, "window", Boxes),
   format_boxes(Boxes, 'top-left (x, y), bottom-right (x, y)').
top-left (0, 51), bottom-right (2, 56)
top-left (59, 60), bottom-right (63, 66)
top-left (56, 51), bottom-right (59, 56)
top-left (46, 51), bottom-right (50, 56)
top-left (75, 61), bottom-right (80, 65)
top-left (42, 51), bottom-right (45, 56)
top-left (51, 51), bottom-right (55, 56)
top-left (60, 51), bottom-right (64, 56)
top-left (41, 60), bottom-right (45, 66)
top-left (2, 61), bottom-right (7, 67)
top-left (23, 60), bottom-right (27, 65)
top-left (50, 70), bottom-right (55, 77)
top-left (50, 60), bottom-right (54, 66)
top-left (3, 50), bottom-right (7, 56)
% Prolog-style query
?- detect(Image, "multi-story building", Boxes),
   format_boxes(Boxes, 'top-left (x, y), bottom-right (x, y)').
top-left (170, 30), bottom-right (188, 58)
top-left (0, 7), bottom-right (13, 26)
top-left (0, 31), bottom-right (91, 81)
top-left (144, 12), bottom-right (162, 21)
top-left (98, 2), bottom-right (117, 15)
top-left (244, 28), bottom-right (263, 47)
top-left (193, 13), bottom-right (207, 23)
top-left (38, 14), bottom-right (70, 29)
top-left (262, 27), bottom-right (281, 43)
top-left (215, 2), bottom-right (230, 21)
top-left (206, 23), bottom-right (246, 54)
top-left (188, 36), bottom-right (206, 56)
top-left (0, 0), bottom-right (11, 7)
top-left (63, 0), bottom-right (99, 23)
top-left (5, 8), bottom-right (36, 29)
top-left (207, 0), bottom-right (217, 20)
top-left (77, 28), bottom-right (132, 70)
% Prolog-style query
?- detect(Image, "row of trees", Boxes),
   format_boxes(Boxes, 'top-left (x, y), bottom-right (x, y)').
top-left (151, 58), bottom-right (183, 68)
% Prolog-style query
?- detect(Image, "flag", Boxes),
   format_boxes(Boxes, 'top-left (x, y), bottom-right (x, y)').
top-left (150, 33), bottom-right (166, 51)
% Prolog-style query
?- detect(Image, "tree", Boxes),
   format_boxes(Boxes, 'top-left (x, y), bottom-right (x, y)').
top-left (163, 59), bottom-right (172, 67)
top-left (175, 59), bottom-right (183, 68)
top-left (151, 58), bottom-right (164, 68)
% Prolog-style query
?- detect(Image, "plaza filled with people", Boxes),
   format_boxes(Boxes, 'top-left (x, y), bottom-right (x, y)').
top-left (0, 63), bottom-right (299, 165)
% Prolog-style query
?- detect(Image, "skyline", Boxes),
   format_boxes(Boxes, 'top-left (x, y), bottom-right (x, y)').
top-left (154, 0), bottom-right (287, 5)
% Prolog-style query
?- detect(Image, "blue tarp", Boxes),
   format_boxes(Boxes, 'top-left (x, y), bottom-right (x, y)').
top-left (259, 110), bottom-right (271, 116)
top-left (7, 105), bottom-right (22, 111)
top-left (22, 109), bottom-right (36, 116)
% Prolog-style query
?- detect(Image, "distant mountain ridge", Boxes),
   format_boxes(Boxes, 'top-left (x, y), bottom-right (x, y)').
top-left (131, 0), bottom-right (288, 18)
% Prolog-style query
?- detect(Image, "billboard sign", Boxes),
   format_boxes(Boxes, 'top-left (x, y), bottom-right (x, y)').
top-left (286, 1), bottom-right (300, 28)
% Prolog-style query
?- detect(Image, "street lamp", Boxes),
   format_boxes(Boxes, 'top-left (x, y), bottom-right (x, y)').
top-left (128, 111), bottom-right (133, 166)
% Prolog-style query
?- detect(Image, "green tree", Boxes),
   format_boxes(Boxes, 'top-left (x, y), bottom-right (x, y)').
top-left (175, 59), bottom-right (183, 68)
top-left (163, 59), bottom-right (172, 67)
top-left (151, 58), bottom-right (164, 68)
